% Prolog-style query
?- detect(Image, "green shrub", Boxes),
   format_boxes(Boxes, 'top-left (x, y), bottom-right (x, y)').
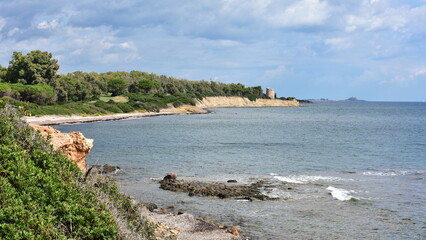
top-left (172, 101), bottom-right (183, 108)
top-left (94, 100), bottom-right (123, 113)
top-left (0, 106), bottom-right (118, 239)
top-left (117, 103), bottom-right (134, 113)
top-left (0, 83), bottom-right (55, 103)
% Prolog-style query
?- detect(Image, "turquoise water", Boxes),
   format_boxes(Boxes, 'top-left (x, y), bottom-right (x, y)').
top-left (56, 102), bottom-right (426, 239)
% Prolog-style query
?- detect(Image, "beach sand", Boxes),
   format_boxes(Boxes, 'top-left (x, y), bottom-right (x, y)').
top-left (23, 105), bottom-right (208, 125)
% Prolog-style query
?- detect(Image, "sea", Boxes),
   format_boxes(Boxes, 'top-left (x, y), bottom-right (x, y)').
top-left (55, 101), bottom-right (426, 239)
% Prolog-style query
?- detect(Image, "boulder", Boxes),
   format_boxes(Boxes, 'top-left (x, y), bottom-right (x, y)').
top-left (163, 172), bottom-right (177, 182)
top-left (30, 124), bottom-right (93, 172)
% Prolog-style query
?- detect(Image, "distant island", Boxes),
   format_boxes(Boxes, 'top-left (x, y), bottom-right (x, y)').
top-left (310, 97), bottom-right (366, 102)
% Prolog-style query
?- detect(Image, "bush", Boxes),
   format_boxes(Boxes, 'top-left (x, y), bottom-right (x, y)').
top-left (0, 83), bottom-right (55, 103)
top-left (117, 103), bottom-right (134, 113)
top-left (0, 106), bottom-right (118, 239)
top-left (172, 101), bottom-right (183, 108)
top-left (94, 100), bottom-right (123, 113)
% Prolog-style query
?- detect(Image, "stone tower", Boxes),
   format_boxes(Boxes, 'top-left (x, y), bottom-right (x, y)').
top-left (266, 88), bottom-right (275, 99)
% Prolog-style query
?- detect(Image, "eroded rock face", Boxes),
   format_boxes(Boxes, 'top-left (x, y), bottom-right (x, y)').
top-left (195, 96), bottom-right (300, 108)
top-left (30, 124), bottom-right (93, 172)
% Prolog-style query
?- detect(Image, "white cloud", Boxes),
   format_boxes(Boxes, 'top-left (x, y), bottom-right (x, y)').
top-left (267, 0), bottom-right (330, 27)
top-left (378, 66), bottom-right (426, 85)
top-left (218, 39), bottom-right (240, 47)
top-left (265, 65), bottom-right (287, 78)
top-left (219, 0), bottom-right (330, 28)
top-left (413, 68), bottom-right (426, 77)
top-left (7, 28), bottom-right (20, 37)
top-left (37, 19), bottom-right (60, 30)
top-left (325, 38), bottom-right (352, 50)
top-left (0, 17), bottom-right (5, 31)
top-left (345, 3), bottom-right (410, 32)
top-left (119, 42), bottom-right (131, 49)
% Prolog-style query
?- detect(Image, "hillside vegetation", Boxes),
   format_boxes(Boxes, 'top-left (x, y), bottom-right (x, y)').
top-left (0, 105), bottom-right (157, 239)
top-left (0, 50), bottom-right (285, 115)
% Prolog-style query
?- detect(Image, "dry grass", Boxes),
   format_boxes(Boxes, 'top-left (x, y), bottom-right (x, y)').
top-left (81, 173), bottom-right (177, 240)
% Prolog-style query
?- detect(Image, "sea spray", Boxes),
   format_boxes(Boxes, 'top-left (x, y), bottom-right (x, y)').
top-left (326, 186), bottom-right (356, 201)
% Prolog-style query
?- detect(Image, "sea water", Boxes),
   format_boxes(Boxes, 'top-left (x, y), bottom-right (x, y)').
top-left (56, 101), bottom-right (426, 239)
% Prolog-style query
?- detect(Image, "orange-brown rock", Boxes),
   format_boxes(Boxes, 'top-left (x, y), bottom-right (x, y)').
top-left (30, 124), bottom-right (93, 172)
top-left (231, 227), bottom-right (240, 236)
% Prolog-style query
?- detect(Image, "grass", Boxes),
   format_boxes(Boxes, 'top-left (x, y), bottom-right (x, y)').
top-left (99, 96), bottom-right (129, 103)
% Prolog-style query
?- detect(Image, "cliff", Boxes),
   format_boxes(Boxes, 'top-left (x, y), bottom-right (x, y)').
top-left (196, 96), bottom-right (300, 108)
top-left (30, 124), bottom-right (93, 172)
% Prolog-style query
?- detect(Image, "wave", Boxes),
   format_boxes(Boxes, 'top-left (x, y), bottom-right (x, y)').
top-left (273, 174), bottom-right (347, 184)
top-left (260, 187), bottom-right (292, 199)
top-left (362, 170), bottom-right (408, 176)
top-left (326, 186), bottom-right (356, 201)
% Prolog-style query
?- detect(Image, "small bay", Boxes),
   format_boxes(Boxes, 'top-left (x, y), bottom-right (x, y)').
top-left (56, 101), bottom-right (426, 239)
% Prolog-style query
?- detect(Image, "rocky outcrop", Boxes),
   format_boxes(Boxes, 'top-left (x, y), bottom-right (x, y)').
top-left (196, 96), bottom-right (299, 108)
top-left (159, 174), bottom-right (275, 201)
top-left (30, 124), bottom-right (93, 172)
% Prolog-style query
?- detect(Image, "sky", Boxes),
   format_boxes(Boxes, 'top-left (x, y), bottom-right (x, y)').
top-left (0, 0), bottom-right (425, 101)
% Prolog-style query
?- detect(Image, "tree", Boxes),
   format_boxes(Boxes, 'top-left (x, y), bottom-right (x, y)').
top-left (107, 78), bottom-right (128, 96)
top-left (5, 50), bottom-right (59, 85)
top-left (0, 65), bottom-right (6, 82)
top-left (129, 78), bottom-right (160, 93)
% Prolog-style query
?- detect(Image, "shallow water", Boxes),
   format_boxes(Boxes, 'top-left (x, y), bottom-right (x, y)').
top-left (56, 102), bottom-right (426, 239)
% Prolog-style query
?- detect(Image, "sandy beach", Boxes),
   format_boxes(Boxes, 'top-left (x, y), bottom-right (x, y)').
top-left (23, 105), bottom-right (208, 125)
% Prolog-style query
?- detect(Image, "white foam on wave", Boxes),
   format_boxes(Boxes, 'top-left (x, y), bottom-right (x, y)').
top-left (274, 175), bottom-right (346, 184)
top-left (260, 187), bottom-right (292, 199)
top-left (326, 186), bottom-right (356, 201)
top-left (274, 176), bottom-right (304, 183)
top-left (362, 171), bottom-right (405, 176)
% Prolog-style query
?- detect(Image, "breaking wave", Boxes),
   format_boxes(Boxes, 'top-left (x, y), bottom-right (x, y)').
top-left (273, 174), bottom-right (347, 184)
top-left (326, 186), bottom-right (357, 201)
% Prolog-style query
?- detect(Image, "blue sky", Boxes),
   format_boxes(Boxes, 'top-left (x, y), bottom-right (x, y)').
top-left (1, 0), bottom-right (425, 101)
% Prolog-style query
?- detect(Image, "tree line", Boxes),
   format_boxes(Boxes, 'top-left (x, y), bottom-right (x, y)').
top-left (0, 50), bottom-right (270, 112)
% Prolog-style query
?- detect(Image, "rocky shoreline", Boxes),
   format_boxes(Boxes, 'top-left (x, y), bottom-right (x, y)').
top-left (159, 173), bottom-right (276, 201)
top-left (30, 124), bottom-right (244, 240)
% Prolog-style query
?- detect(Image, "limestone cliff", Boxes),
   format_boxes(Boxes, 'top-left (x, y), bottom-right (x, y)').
top-left (196, 96), bottom-right (300, 108)
top-left (30, 124), bottom-right (93, 172)
top-left (159, 104), bottom-right (208, 114)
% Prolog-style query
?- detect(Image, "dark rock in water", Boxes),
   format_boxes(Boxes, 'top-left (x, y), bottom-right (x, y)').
top-left (227, 179), bottom-right (238, 183)
top-left (90, 164), bottom-right (120, 174)
top-left (163, 172), bottom-right (177, 182)
top-left (144, 202), bottom-right (158, 212)
top-left (235, 197), bottom-right (253, 201)
top-left (159, 174), bottom-right (274, 200)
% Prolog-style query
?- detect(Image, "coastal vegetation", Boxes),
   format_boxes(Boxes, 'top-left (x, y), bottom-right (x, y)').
top-left (0, 105), bottom-right (159, 239)
top-left (0, 50), bottom-right (281, 115)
